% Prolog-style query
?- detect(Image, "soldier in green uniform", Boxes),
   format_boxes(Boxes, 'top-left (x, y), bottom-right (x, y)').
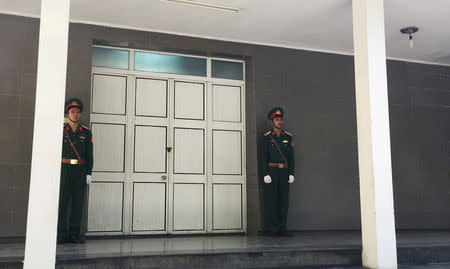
top-left (260, 107), bottom-right (295, 236)
top-left (57, 98), bottom-right (93, 244)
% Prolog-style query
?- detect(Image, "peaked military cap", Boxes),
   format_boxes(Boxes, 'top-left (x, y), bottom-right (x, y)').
top-left (65, 98), bottom-right (83, 114)
top-left (268, 107), bottom-right (284, 120)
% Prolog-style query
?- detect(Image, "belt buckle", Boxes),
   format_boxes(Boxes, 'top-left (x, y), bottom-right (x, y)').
top-left (278, 163), bottom-right (284, 168)
top-left (70, 159), bottom-right (78, 165)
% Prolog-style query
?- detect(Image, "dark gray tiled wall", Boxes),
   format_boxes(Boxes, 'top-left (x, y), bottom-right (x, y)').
top-left (252, 48), bottom-right (361, 230)
top-left (1, 13), bottom-right (449, 237)
top-left (0, 15), bottom-right (38, 236)
top-left (388, 62), bottom-right (450, 228)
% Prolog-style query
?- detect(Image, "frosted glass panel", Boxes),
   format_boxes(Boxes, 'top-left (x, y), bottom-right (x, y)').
top-left (92, 47), bottom-right (129, 70)
top-left (211, 60), bottom-right (243, 80)
top-left (135, 51), bottom-right (206, 77)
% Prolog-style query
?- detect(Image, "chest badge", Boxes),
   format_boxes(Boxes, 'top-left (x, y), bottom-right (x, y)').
top-left (282, 140), bottom-right (288, 143)
top-left (79, 136), bottom-right (86, 140)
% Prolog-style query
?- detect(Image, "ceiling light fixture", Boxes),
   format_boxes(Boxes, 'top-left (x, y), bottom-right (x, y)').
top-left (400, 26), bottom-right (419, 48)
top-left (164, 0), bottom-right (239, 13)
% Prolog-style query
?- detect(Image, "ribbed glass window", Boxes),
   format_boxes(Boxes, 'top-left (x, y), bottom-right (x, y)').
top-left (135, 51), bottom-right (206, 77)
top-left (211, 60), bottom-right (243, 80)
top-left (92, 47), bottom-right (129, 70)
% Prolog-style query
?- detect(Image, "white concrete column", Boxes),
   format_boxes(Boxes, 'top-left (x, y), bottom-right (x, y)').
top-left (23, 0), bottom-right (70, 267)
top-left (352, 0), bottom-right (398, 268)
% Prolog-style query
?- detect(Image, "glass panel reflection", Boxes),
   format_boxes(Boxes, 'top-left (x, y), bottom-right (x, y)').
top-left (92, 47), bottom-right (129, 70)
top-left (135, 51), bottom-right (206, 77)
top-left (211, 60), bottom-right (243, 80)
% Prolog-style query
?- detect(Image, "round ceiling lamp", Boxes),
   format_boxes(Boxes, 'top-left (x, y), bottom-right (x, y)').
top-left (400, 26), bottom-right (419, 48)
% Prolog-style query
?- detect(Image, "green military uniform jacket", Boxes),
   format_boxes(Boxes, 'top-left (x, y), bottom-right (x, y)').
top-left (62, 124), bottom-right (94, 175)
top-left (260, 130), bottom-right (295, 176)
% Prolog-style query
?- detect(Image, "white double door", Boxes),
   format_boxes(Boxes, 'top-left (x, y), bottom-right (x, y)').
top-left (88, 72), bottom-right (246, 235)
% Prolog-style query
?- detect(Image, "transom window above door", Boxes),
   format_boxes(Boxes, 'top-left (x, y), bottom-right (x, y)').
top-left (92, 46), bottom-right (244, 81)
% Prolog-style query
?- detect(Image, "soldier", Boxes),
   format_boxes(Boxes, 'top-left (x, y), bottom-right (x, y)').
top-left (57, 98), bottom-right (93, 244)
top-left (260, 107), bottom-right (295, 236)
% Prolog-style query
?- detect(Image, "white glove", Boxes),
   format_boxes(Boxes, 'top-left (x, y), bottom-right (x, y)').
top-left (288, 175), bottom-right (294, 184)
top-left (263, 175), bottom-right (272, 184)
top-left (86, 175), bottom-right (93, 185)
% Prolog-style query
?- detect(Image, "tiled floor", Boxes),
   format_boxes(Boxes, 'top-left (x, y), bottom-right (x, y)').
top-left (0, 230), bottom-right (449, 264)
top-left (1, 231), bottom-right (363, 261)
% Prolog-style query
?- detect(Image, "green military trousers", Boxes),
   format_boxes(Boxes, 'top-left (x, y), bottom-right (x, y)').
top-left (264, 166), bottom-right (290, 233)
top-left (57, 164), bottom-right (86, 239)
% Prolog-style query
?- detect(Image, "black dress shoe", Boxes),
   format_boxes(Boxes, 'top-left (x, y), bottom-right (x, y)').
top-left (69, 235), bottom-right (86, 244)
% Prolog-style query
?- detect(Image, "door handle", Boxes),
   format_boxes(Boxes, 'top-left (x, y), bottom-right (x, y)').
top-left (166, 147), bottom-right (172, 152)
top-left (161, 175), bottom-right (167, 181)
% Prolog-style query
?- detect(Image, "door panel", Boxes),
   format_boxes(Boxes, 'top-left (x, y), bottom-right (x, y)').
top-left (174, 81), bottom-right (204, 120)
top-left (131, 77), bottom-right (170, 234)
top-left (212, 130), bottom-right (242, 175)
top-left (213, 184), bottom-right (242, 230)
top-left (135, 78), bottom-right (167, 117)
top-left (212, 85), bottom-right (241, 122)
top-left (173, 183), bottom-right (204, 231)
top-left (91, 123), bottom-right (125, 173)
top-left (171, 80), bottom-right (207, 233)
top-left (88, 182), bottom-right (123, 232)
top-left (133, 182), bottom-right (166, 231)
top-left (134, 125), bottom-right (167, 173)
top-left (173, 128), bottom-right (204, 174)
top-left (92, 74), bottom-right (127, 115)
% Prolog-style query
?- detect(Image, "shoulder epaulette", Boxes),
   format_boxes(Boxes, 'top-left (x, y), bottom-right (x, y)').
top-left (81, 125), bottom-right (90, 130)
top-left (264, 131), bottom-right (271, 136)
top-left (284, 131), bottom-right (292, 136)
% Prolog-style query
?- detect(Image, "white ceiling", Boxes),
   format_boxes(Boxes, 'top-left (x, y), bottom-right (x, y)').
top-left (1, 0), bottom-right (450, 65)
